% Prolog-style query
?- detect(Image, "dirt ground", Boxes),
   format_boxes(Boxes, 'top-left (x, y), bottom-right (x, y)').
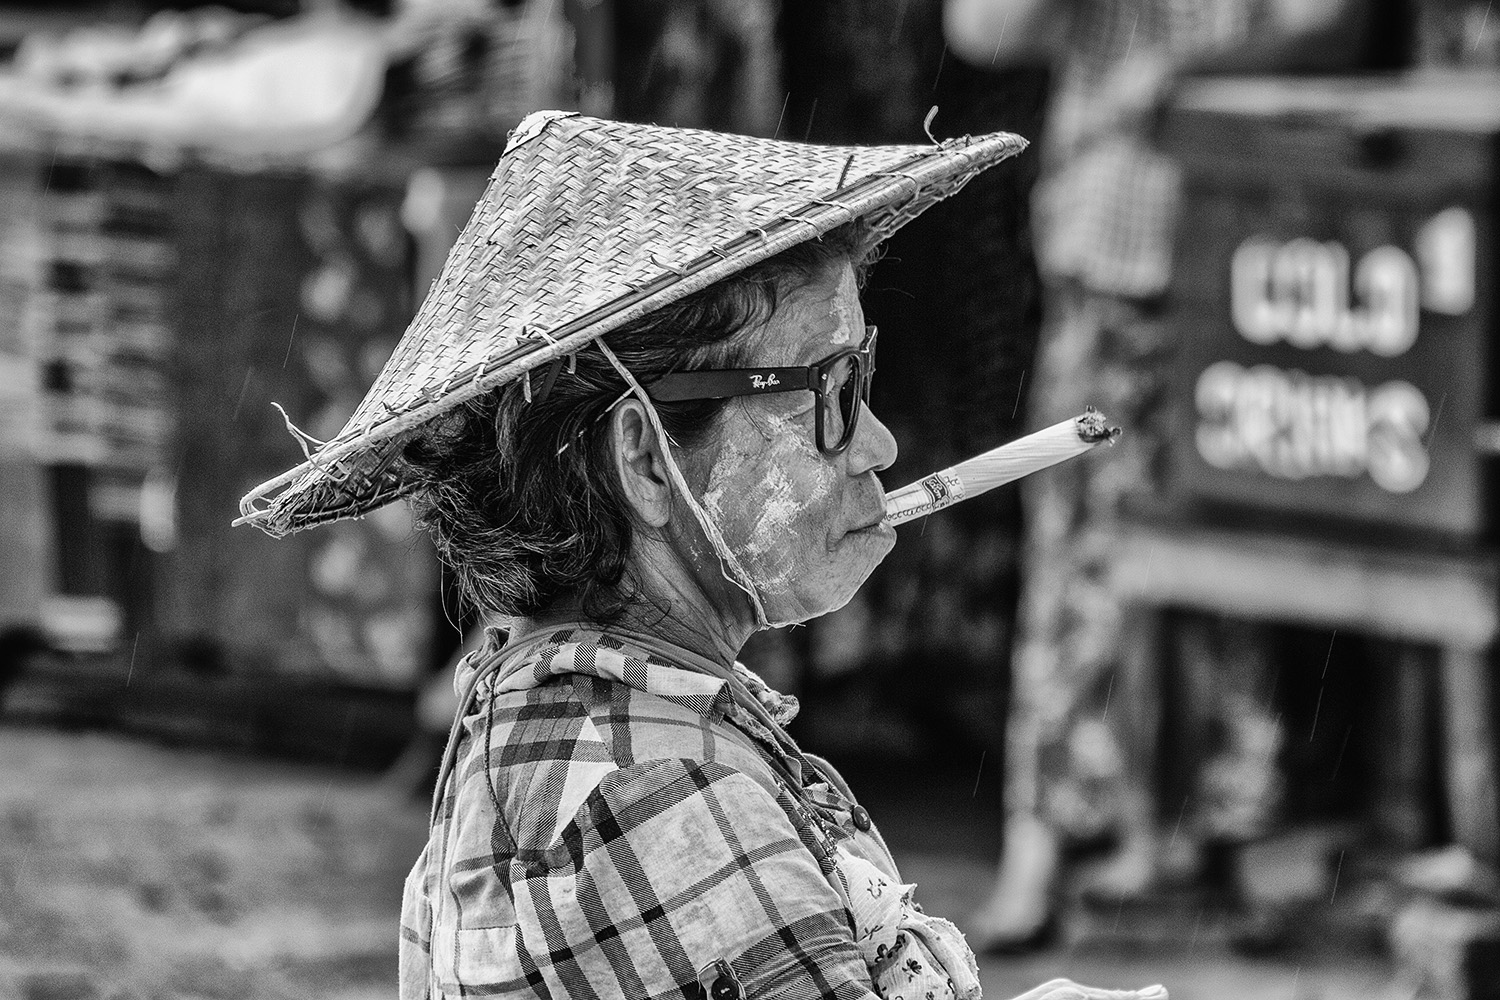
top-left (900, 851), bottom-right (1399, 1000)
top-left (0, 727), bottom-right (428, 1000)
top-left (0, 726), bottom-right (1393, 1000)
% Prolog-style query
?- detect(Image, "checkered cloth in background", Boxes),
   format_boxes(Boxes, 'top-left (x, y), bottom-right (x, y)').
top-left (1033, 133), bottom-right (1183, 299)
top-left (1032, 0), bottom-right (1269, 299)
top-left (399, 628), bottom-right (899, 999)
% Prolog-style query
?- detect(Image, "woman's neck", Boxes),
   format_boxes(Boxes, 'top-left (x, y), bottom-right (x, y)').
top-left (511, 526), bottom-right (761, 670)
top-left (510, 596), bottom-right (750, 671)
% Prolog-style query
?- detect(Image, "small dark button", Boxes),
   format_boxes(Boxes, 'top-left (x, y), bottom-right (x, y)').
top-left (702, 958), bottom-right (741, 1000)
top-left (851, 805), bottom-right (872, 831)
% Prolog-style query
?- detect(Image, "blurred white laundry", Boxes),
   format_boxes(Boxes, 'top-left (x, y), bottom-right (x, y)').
top-left (0, 11), bottom-right (387, 162)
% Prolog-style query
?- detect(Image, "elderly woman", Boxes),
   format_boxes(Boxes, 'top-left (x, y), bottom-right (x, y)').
top-left (239, 112), bottom-right (1166, 1000)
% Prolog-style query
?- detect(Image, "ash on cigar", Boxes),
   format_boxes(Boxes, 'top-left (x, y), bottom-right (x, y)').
top-left (1076, 406), bottom-right (1122, 444)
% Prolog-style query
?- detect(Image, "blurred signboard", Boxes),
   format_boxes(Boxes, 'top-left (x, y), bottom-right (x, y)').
top-left (1161, 72), bottom-right (1500, 545)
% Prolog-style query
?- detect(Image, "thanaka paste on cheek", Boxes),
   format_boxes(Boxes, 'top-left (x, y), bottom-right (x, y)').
top-left (703, 409), bottom-right (841, 620)
top-left (741, 464), bottom-right (798, 561)
top-left (828, 283), bottom-right (857, 344)
top-left (774, 268), bottom-right (859, 357)
top-left (811, 265), bottom-right (861, 346)
top-left (689, 263), bottom-right (887, 627)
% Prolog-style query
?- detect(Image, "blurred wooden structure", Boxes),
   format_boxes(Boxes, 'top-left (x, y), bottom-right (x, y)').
top-left (0, 142), bottom-right (178, 657)
top-left (0, 140), bottom-right (443, 688)
top-left (5, 654), bottom-right (417, 767)
top-left (0, 0), bottom-right (616, 699)
top-left (1114, 524), bottom-right (1499, 863)
top-left (167, 164), bottom-right (437, 685)
top-left (0, 144), bottom-right (50, 646)
top-left (0, 30), bottom-right (434, 697)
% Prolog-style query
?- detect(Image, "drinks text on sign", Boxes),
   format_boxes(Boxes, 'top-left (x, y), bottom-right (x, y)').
top-left (1195, 361), bottom-right (1430, 494)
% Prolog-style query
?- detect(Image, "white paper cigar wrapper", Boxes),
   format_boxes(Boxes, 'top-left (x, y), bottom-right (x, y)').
top-left (884, 409), bottom-right (1118, 526)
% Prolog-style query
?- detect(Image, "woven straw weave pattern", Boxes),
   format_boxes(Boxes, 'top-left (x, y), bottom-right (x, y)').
top-left (240, 113), bottom-right (1025, 535)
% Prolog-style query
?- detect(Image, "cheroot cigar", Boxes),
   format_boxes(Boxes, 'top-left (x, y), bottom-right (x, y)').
top-left (884, 407), bottom-right (1119, 525)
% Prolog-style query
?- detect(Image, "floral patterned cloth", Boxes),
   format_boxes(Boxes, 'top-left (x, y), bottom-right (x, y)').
top-left (836, 847), bottom-right (982, 1000)
top-left (1002, 0), bottom-right (1290, 849)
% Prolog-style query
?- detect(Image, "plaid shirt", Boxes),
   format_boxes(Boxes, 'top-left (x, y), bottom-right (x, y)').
top-left (399, 627), bottom-right (901, 999)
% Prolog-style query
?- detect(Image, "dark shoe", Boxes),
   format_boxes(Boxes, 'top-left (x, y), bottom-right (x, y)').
top-left (976, 913), bottom-right (1060, 956)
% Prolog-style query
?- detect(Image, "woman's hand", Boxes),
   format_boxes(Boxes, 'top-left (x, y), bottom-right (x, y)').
top-left (1010, 979), bottom-right (1168, 1000)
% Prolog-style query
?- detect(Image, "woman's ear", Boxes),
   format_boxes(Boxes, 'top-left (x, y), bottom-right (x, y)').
top-left (609, 398), bottom-right (673, 528)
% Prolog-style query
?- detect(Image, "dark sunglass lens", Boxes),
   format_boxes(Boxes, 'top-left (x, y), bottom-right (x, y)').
top-left (836, 356), bottom-right (864, 449)
top-left (812, 356), bottom-right (844, 448)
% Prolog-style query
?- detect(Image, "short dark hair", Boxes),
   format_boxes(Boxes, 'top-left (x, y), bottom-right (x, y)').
top-left (403, 221), bottom-right (875, 623)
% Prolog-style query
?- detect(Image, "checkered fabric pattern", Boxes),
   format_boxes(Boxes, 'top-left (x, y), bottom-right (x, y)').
top-left (399, 628), bottom-right (899, 999)
top-left (1033, 0), bottom-right (1267, 299)
top-left (1033, 133), bottom-right (1182, 299)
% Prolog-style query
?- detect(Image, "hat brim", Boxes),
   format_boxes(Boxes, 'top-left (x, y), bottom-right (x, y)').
top-left (237, 113), bottom-right (1027, 536)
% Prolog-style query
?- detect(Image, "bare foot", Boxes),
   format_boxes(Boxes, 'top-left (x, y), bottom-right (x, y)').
top-left (968, 813), bottom-right (1060, 950)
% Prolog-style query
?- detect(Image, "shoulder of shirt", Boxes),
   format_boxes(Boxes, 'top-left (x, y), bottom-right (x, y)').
top-left (459, 672), bottom-right (786, 850)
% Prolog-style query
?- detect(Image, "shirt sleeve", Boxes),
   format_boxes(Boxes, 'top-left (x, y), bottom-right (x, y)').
top-left (510, 756), bottom-right (880, 1000)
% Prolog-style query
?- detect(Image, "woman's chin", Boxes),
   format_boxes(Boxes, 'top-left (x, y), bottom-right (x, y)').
top-left (771, 553), bottom-right (892, 625)
top-left (760, 586), bottom-right (850, 628)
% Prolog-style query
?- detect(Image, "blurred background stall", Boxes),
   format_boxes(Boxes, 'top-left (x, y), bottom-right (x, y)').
top-left (1129, 66), bottom-right (1500, 974)
top-left (0, 1), bottom-right (1495, 999)
top-left (0, 4), bottom-right (439, 766)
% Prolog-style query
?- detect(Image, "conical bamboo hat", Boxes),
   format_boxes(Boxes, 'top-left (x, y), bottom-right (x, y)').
top-left (238, 110), bottom-right (1027, 536)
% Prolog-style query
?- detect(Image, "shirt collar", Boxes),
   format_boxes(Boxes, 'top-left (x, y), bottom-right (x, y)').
top-left (454, 624), bottom-right (800, 726)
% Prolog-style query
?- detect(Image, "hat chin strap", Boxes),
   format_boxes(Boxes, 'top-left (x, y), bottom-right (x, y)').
top-left (594, 341), bottom-right (777, 631)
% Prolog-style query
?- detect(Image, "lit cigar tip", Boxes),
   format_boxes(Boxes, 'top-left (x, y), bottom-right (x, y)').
top-left (1076, 405), bottom-right (1122, 445)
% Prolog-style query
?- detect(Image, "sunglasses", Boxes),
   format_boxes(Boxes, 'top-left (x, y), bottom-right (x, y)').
top-left (646, 324), bottom-right (878, 456)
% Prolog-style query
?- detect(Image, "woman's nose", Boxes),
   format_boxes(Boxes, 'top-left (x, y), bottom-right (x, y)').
top-left (850, 402), bottom-right (898, 474)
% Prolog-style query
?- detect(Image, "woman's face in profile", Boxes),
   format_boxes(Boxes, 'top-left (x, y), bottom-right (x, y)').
top-left (692, 261), bottom-right (899, 625)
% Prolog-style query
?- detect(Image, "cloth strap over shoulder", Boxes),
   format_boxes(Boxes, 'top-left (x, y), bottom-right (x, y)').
top-left (429, 627), bottom-right (562, 826)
